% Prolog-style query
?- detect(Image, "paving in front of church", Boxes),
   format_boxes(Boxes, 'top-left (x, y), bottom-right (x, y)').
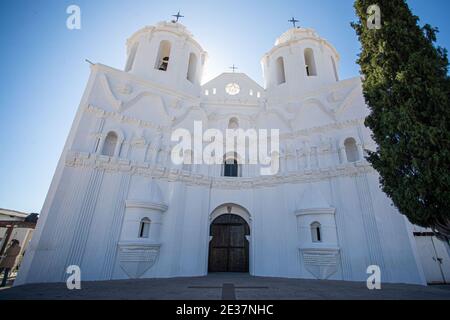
top-left (1, 274), bottom-right (450, 300)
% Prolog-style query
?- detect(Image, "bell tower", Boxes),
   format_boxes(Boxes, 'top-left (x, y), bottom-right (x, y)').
top-left (261, 27), bottom-right (340, 100)
top-left (124, 20), bottom-right (208, 97)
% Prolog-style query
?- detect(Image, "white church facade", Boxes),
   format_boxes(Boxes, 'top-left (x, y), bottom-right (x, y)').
top-left (15, 20), bottom-right (436, 286)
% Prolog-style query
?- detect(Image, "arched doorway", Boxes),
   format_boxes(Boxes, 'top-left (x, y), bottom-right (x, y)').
top-left (208, 214), bottom-right (250, 273)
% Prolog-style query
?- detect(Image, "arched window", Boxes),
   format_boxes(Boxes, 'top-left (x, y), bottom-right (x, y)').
top-left (187, 53), bottom-right (198, 83)
top-left (228, 117), bottom-right (239, 130)
top-left (139, 218), bottom-right (151, 238)
top-left (331, 56), bottom-right (339, 81)
top-left (102, 131), bottom-right (118, 157)
top-left (311, 222), bottom-right (322, 243)
top-left (223, 153), bottom-right (240, 177)
top-left (344, 138), bottom-right (360, 163)
top-left (155, 40), bottom-right (172, 71)
top-left (276, 57), bottom-right (286, 85)
top-left (304, 48), bottom-right (317, 76)
top-left (125, 42), bottom-right (139, 72)
top-left (224, 159), bottom-right (239, 177)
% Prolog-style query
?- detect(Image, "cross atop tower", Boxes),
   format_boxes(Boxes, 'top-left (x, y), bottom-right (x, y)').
top-left (229, 64), bottom-right (238, 73)
top-left (172, 11), bottom-right (184, 23)
top-left (288, 17), bottom-right (300, 28)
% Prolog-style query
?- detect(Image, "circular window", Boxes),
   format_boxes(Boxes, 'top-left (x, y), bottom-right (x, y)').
top-left (225, 83), bottom-right (240, 96)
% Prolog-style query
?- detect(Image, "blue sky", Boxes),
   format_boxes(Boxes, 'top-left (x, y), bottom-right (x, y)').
top-left (0, 0), bottom-right (449, 213)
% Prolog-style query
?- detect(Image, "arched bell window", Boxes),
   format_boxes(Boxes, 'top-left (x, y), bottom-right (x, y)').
top-left (155, 40), bottom-right (172, 71)
top-left (331, 56), bottom-right (339, 81)
top-left (311, 222), bottom-right (322, 243)
top-left (102, 131), bottom-right (118, 157)
top-left (139, 218), bottom-right (151, 239)
top-left (304, 48), bottom-right (317, 76)
top-left (276, 57), bottom-right (286, 85)
top-left (344, 138), bottom-right (360, 163)
top-left (187, 53), bottom-right (198, 83)
top-left (125, 42), bottom-right (139, 72)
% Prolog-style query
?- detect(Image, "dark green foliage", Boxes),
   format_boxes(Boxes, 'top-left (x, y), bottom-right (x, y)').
top-left (352, 0), bottom-right (450, 240)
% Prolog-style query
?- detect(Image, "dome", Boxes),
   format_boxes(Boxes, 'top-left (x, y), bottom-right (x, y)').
top-left (266, 27), bottom-right (339, 61)
top-left (275, 28), bottom-right (336, 53)
top-left (124, 20), bottom-right (207, 96)
top-left (276, 27), bottom-right (319, 45)
top-left (126, 21), bottom-right (199, 51)
top-left (262, 27), bottom-right (341, 97)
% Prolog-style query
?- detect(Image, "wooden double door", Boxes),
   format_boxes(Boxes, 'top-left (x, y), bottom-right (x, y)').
top-left (415, 234), bottom-right (450, 284)
top-left (208, 214), bottom-right (250, 273)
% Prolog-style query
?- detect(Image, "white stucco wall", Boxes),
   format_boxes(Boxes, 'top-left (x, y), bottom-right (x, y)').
top-left (15, 22), bottom-right (426, 286)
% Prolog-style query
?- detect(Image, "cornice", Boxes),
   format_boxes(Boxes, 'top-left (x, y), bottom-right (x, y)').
top-left (201, 100), bottom-right (262, 108)
top-left (295, 207), bottom-right (336, 217)
top-left (287, 118), bottom-right (366, 139)
top-left (125, 200), bottom-right (168, 213)
top-left (126, 22), bottom-right (206, 55)
top-left (93, 64), bottom-right (201, 102)
top-left (299, 246), bottom-right (340, 252)
top-left (85, 104), bottom-right (366, 139)
top-left (65, 151), bottom-right (375, 190)
top-left (118, 241), bottom-right (162, 248)
top-left (86, 104), bottom-right (169, 132)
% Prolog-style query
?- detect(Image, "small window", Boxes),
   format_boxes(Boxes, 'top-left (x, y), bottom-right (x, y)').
top-left (249, 89), bottom-right (254, 96)
top-left (311, 222), bottom-right (322, 243)
top-left (205, 89), bottom-right (209, 96)
top-left (276, 57), bottom-right (286, 85)
top-left (257, 92), bottom-right (261, 98)
top-left (344, 138), bottom-right (359, 163)
top-left (224, 158), bottom-right (239, 177)
top-left (155, 40), bottom-right (171, 71)
top-left (213, 88), bottom-right (217, 95)
top-left (228, 117), bottom-right (239, 129)
top-left (223, 153), bottom-right (240, 177)
top-left (187, 53), bottom-right (198, 83)
top-left (139, 218), bottom-right (151, 238)
top-left (304, 48), bottom-right (317, 76)
top-left (102, 132), bottom-right (118, 157)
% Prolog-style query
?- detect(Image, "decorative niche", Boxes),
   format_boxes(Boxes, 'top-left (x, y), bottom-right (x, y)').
top-left (118, 179), bottom-right (168, 279)
top-left (295, 185), bottom-right (340, 280)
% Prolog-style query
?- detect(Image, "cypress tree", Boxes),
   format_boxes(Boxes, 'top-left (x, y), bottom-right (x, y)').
top-left (352, 0), bottom-right (450, 241)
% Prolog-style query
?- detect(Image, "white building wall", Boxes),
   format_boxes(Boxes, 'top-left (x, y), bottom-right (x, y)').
top-left (15, 22), bottom-right (428, 286)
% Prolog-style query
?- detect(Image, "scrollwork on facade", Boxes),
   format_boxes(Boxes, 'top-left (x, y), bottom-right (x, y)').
top-left (65, 150), bottom-right (373, 190)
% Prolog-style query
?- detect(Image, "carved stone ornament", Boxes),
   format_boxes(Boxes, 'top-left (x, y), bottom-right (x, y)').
top-left (300, 248), bottom-right (340, 280)
top-left (118, 243), bottom-right (161, 279)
